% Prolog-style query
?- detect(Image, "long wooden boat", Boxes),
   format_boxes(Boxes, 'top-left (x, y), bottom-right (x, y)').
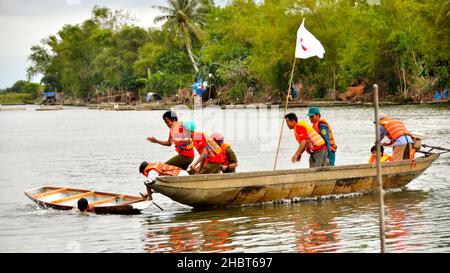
top-left (148, 154), bottom-right (439, 208)
top-left (25, 186), bottom-right (151, 214)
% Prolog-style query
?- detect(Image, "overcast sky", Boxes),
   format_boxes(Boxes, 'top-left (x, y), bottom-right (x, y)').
top-left (0, 0), bottom-right (224, 89)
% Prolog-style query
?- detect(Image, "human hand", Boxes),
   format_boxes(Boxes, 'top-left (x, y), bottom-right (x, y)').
top-left (147, 136), bottom-right (158, 143)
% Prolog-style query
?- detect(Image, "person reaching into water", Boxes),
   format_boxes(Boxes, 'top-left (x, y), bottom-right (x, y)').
top-left (146, 111), bottom-right (195, 170)
top-left (139, 161), bottom-right (189, 199)
top-left (368, 145), bottom-right (393, 163)
top-left (211, 133), bottom-right (238, 173)
top-left (179, 121), bottom-right (225, 174)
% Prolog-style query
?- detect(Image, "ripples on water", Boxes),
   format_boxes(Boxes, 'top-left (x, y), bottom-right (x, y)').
top-left (0, 104), bottom-right (449, 252)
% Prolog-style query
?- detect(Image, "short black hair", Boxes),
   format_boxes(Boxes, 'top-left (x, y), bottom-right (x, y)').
top-left (162, 111), bottom-right (178, 122)
top-left (139, 161), bottom-right (149, 174)
top-left (285, 113), bottom-right (298, 122)
top-left (371, 145), bottom-right (384, 155)
top-left (77, 198), bottom-right (89, 212)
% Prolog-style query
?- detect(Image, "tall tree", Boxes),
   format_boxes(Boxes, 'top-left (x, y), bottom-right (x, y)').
top-left (152, 0), bottom-right (207, 73)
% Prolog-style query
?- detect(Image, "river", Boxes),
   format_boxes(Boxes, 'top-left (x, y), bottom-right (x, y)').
top-left (0, 104), bottom-right (449, 252)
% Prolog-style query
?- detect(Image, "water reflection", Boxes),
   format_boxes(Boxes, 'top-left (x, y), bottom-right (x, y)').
top-left (142, 190), bottom-right (428, 253)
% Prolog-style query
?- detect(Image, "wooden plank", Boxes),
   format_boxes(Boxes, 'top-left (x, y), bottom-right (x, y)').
top-left (51, 191), bottom-right (95, 204)
top-left (118, 198), bottom-right (146, 206)
top-left (31, 188), bottom-right (68, 199)
top-left (88, 195), bottom-right (125, 207)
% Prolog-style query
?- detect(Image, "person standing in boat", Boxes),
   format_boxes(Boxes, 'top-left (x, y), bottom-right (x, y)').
top-left (378, 115), bottom-right (414, 161)
top-left (211, 133), bottom-right (238, 173)
top-left (307, 107), bottom-right (337, 166)
top-left (285, 113), bottom-right (327, 168)
top-left (139, 161), bottom-right (189, 199)
top-left (146, 111), bottom-right (195, 170)
top-left (179, 121), bottom-right (225, 174)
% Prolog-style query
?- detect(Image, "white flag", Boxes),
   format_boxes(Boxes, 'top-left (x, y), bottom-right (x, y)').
top-left (295, 19), bottom-right (325, 59)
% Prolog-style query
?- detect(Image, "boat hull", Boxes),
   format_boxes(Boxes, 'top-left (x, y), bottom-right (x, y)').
top-left (149, 154), bottom-right (438, 208)
top-left (25, 186), bottom-right (151, 215)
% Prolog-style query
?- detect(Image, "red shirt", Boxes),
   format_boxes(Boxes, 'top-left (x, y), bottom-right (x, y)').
top-left (169, 122), bottom-right (194, 158)
top-left (294, 124), bottom-right (308, 143)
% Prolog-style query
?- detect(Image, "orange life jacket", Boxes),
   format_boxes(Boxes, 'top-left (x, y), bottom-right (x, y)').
top-left (143, 162), bottom-right (181, 177)
top-left (194, 132), bottom-right (225, 163)
top-left (368, 154), bottom-right (394, 163)
top-left (294, 121), bottom-right (326, 154)
top-left (220, 142), bottom-right (230, 165)
top-left (171, 121), bottom-right (195, 156)
top-left (380, 117), bottom-right (412, 141)
top-left (410, 149), bottom-right (416, 159)
top-left (312, 118), bottom-right (337, 152)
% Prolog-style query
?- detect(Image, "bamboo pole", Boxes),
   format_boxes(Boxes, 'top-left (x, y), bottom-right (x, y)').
top-left (373, 84), bottom-right (386, 253)
top-left (273, 58), bottom-right (297, 171)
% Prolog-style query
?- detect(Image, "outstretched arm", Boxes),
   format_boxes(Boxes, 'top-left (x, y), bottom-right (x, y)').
top-left (292, 140), bottom-right (307, 163)
top-left (146, 136), bottom-right (172, 146)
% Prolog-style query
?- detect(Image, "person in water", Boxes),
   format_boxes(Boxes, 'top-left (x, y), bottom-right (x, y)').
top-left (77, 198), bottom-right (92, 212)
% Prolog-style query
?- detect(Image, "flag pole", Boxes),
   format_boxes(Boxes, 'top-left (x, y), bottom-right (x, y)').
top-left (273, 57), bottom-right (297, 171)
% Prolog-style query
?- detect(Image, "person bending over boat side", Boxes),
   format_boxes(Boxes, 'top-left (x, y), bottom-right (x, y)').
top-left (146, 111), bottom-right (195, 170)
top-left (139, 161), bottom-right (189, 199)
top-left (368, 145), bottom-right (393, 163)
top-left (211, 133), bottom-right (238, 173)
top-left (378, 115), bottom-right (414, 161)
top-left (307, 107), bottom-right (337, 166)
top-left (285, 113), bottom-right (328, 168)
top-left (180, 121), bottom-right (225, 174)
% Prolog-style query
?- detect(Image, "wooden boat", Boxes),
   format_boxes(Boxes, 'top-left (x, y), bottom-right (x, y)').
top-left (35, 106), bottom-right (63, 111)
top-left (25, 186), bottom-right (151, 214)
top-left (148, 154), bottom-right (439, 208)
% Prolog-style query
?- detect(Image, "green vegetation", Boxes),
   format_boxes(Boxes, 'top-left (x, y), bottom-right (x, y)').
top-left (26, 0), bottom-right (449, 103)
top-left (0, 80), bottom-right (42, 104)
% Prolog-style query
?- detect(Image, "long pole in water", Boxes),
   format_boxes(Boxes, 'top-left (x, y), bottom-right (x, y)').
top-left (273, 58), bottom-right (297, 171)
top-left (373, 84), bottom-right (386, 253)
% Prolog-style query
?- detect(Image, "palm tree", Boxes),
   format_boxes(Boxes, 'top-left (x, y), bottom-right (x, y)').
top-left (153, 0), bottom-right (207, 73)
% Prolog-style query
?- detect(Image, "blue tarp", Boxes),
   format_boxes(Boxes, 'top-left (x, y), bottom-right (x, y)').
top-left (42, 92), bottom-right (56, 97)
top-left (191, 80), bottom-right (206, 96)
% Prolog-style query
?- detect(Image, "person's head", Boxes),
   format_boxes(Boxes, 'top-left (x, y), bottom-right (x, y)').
top-left (162, 111), bottom-right (178, 128)
top-left (182, 120), bottom-right (197, 136)
top-left (284, 113), bottom-right (298, 129)
top-left (139, 161), bottom-right (149, 175)
top-left (77, 198), bottom-right (89, 212)
top-left (370, 145), bottom-right (384, 155)
top-left (307, 107), bottom-right (321, 123)
top-left (211, 133), bottom-right (224, 145)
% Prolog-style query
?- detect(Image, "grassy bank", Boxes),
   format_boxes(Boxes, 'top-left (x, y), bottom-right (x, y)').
top-left (0, 93), bottom-right (37, 105)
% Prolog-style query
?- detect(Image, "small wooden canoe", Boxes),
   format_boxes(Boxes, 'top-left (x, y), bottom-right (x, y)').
top-left (148, 154), bottom-right (439, 208)
top-left (25, 186), bottom-right (151, 214)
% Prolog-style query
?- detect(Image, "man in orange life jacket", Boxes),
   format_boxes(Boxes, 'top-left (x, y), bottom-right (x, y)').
top-left (368, 145), bottom-right (393, 163)
top-left (285, 113), bottom-right (328, 168)
top-left (146, 111), bottom-right (194, 170)
top-left (179, 121), bottom-right (225, 174)
top-left (307, 107), bottom-right (337, 166)
top-left (379, 115), bottom-right (414, 161)
top-left (139, 161), bottom-right (189, 199)
top-left (211, 133), bottom-right (238, 173)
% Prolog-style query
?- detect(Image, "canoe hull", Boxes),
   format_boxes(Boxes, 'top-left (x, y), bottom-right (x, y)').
top-left (25, 186), bottom-right (151, 215)
top-left (148, 154), bottom-right (438, 208)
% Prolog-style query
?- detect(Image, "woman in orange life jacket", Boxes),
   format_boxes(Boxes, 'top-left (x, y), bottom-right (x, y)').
top-left (378, 115), bottom-right (414, 161)
top-left (146, 111), bottom-right (195, 170)
top-left (176, 121), bottom-right (225, 174)
top-left (285, 113), bottom-right (328, 168)
top-left (138, 161), bottom-right (189, 199)
top-left (368, 145), bottom-right (393, 163)
top-left (307, 107), bottom-right (337, 166)
top-left (211, 133), bottom-right (238, 173)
